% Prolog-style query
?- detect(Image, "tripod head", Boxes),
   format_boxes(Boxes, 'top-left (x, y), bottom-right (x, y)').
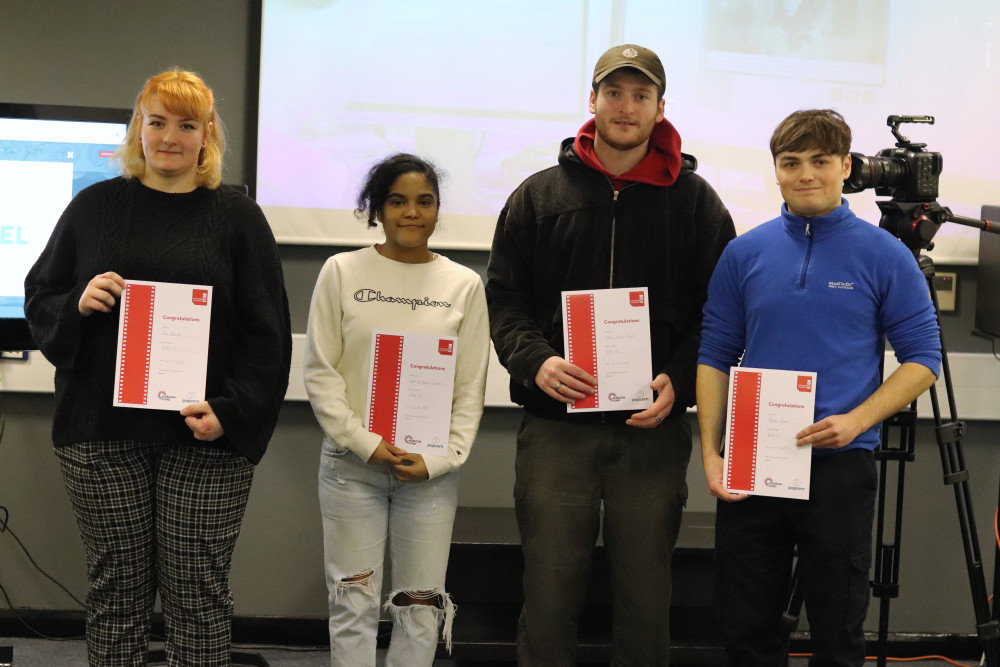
top-left (877, 199), bottom-right (998, 258)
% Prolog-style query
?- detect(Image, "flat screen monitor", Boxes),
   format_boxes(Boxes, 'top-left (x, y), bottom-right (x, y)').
top-left (0, 103), bottom-right (129, 351)
top-left (974, 205), bottom-right (1000, 339)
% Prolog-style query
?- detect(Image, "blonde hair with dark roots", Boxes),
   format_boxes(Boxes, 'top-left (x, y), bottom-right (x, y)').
top-left (116, 68), bottom-right (226, 189)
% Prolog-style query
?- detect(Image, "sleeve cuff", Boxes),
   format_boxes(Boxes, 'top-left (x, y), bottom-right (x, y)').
top-left (422, 455), bottom-right (454, 480)
top-left (345, 429), bottom-right (382, 465)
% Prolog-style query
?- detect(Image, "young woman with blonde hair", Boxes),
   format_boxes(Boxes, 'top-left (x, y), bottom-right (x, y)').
top-left (25, 68), bottom-right (291, 666)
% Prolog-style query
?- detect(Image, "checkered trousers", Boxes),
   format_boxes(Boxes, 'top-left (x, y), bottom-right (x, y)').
top-left (55, 440), bottom-right (255, 667)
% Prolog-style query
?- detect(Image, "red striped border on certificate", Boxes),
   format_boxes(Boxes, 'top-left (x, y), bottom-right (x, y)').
top-left (369, 333), bottom-right (404, 446)
top-left (565, 293), bottom-right (599, 410)
top-left (117, 283), bottom-right (155, 406)
top-left (727, 369), bottom-right (762, 492)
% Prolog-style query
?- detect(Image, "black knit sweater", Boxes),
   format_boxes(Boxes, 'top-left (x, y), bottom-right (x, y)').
top-left (24, 177), bottom-right (291, 464)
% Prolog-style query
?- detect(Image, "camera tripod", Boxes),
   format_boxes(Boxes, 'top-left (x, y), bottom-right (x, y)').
top-left (781, 204), bottom-right (1000, 666)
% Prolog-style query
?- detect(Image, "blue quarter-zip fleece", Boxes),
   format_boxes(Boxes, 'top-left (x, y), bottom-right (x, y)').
top-left (698, 200), bottom-right (941, 453)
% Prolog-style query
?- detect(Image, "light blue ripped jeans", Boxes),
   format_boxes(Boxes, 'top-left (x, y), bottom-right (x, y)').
top-left (318, 437), bottom-right (458, 667)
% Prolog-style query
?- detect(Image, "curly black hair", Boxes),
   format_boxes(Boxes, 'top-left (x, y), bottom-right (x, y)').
top-left (355, 153), bottom-right (443, 228)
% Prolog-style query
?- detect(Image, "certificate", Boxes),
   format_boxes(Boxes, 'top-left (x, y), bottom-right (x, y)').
top-left (114, 280), bottom-right (212, 410)
top-left (366, 331), bottom-right (457, 458)
top-left (562, 287), bottom-right (653, 413)
top-left (724, 367), bottom-right (817, 499)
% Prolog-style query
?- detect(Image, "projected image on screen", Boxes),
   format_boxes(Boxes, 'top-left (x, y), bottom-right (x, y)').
top-left (0, 115), bottom-right (126, 319)
top-left (705, 0), bottom-right (889, 83)
top-left (256, 0), bottom-right (999, 263)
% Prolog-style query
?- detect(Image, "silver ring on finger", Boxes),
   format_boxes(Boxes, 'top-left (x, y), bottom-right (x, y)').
top-left (554, 381), bottom-right (563, 392)
top-left (654, 415), bottom-right (663, 424)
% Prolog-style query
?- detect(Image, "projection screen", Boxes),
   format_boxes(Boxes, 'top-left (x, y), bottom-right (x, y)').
top-left (256, 0), bottom-right (999, 265)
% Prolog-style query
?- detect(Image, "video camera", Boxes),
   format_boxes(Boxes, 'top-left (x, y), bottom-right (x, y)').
top-left (840, 115), bottom-right (982, 254)
top-left (843, 115), bottom-right (942, 202)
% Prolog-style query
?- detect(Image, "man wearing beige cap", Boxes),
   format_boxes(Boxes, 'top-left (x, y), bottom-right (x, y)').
top-left (487, 44), bottom-right (735, 665)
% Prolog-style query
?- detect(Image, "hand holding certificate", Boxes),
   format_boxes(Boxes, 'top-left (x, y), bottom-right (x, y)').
top-left (114, 280), bottom-right (213, 411)
top-left (724, 367), bottom-right (817, 500)
top-left (366, 330), bottom-right (457, 459)
top-left (561, 287), bottom-right (654, 413)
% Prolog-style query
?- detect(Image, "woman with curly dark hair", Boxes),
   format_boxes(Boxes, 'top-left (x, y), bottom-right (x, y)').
top-left (304, 153), bottom-right (489, 666)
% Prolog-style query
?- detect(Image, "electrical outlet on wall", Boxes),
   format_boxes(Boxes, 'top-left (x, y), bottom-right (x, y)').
top-left (934, 272), bottom-right (957, 312)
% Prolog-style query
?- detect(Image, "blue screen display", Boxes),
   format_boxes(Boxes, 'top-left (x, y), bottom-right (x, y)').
top-left (0, 115), bottom-right (126, 319)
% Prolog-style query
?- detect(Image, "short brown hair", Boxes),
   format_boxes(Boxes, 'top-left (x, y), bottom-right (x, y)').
top-left (770, 109), bottom-right (851, 161)
top-left (116, 68), bottom-right (226, 189)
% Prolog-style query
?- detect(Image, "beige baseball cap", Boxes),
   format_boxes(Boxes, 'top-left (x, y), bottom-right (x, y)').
top-left (593, 44), bottom-right (665, 88)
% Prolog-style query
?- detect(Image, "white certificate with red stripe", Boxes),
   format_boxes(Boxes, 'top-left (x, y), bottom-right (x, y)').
top-left (366, 330), bottom-right (457, 458)
top-left (113, 280), bottom-right (212, 410)
top-left (561, 287), bottom-right (653, 413)
top-left (724, 367), bottom-right (816, 499)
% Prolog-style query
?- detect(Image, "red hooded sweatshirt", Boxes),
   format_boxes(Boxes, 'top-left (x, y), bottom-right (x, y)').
top-left (573, 117), bottom-right (683, 191)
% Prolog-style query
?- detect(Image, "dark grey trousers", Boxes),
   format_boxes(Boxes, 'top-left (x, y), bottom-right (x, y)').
top-left (513, 412), bottom-right (692, 667)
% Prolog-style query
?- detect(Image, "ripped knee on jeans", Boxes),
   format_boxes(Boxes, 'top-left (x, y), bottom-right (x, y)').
top-left (384, 587), bottom-right (457, 653)
top-left (342, 569), bottom-right (374, 584)
top-left (333, 569), bottom-right (378, 610)
top-left (391, 589), bottom-right (443, 607)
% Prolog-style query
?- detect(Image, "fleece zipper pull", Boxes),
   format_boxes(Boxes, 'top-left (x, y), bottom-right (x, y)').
top-left (798, 221), bottom-right (814, 289)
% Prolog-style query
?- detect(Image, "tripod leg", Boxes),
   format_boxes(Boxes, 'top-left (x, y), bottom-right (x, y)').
top-left (919, 255), bottom-right (1000, 665)
top-left (872, 407), bottom-right (916, 667)
top-left (781, 559), bottom-right (803, 666)
top-left (927, 381), bottom-right (1000, 665)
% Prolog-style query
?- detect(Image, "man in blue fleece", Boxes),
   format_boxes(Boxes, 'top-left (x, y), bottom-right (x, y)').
top-left (697, 108), bottom-right (941, 666)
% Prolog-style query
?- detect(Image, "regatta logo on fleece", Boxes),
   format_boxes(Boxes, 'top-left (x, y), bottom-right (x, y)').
top-left (828, 281), bottom-right (854, 290)
top-left (353, 288), bottom-right (451, 310)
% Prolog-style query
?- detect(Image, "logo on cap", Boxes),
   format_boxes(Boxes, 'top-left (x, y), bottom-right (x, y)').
top-left (623, 47), bottom-right (638, 58)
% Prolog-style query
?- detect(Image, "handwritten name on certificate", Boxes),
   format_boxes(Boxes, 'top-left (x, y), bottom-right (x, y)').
top-left (561, 287), bottom-right (653, 413)
top-left (724, 367), bottom-right (817, 500)
top-left (366, 331), bottom-right (457, 458)
top-left (114, 280), bottom-right (212, 411)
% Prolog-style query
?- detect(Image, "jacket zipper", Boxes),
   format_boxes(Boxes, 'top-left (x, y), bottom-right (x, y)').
top-left (607, 182), bottom-right (637, 289)
top-left (798, 221), bottom-right (813, 289)
top-left (609, 189), bottom-right (619, 288)
top-left (604, 183), bottom-right (639, 424)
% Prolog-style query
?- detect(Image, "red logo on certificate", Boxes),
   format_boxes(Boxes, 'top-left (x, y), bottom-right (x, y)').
top-left (797, 375), bottom-right (813, 392)
top-left (629, 291), bottom-right (645, 307)
top-left (438, 339), bottom-right (454, 355)
top-left (192, 289), bottom-right (209, 306)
